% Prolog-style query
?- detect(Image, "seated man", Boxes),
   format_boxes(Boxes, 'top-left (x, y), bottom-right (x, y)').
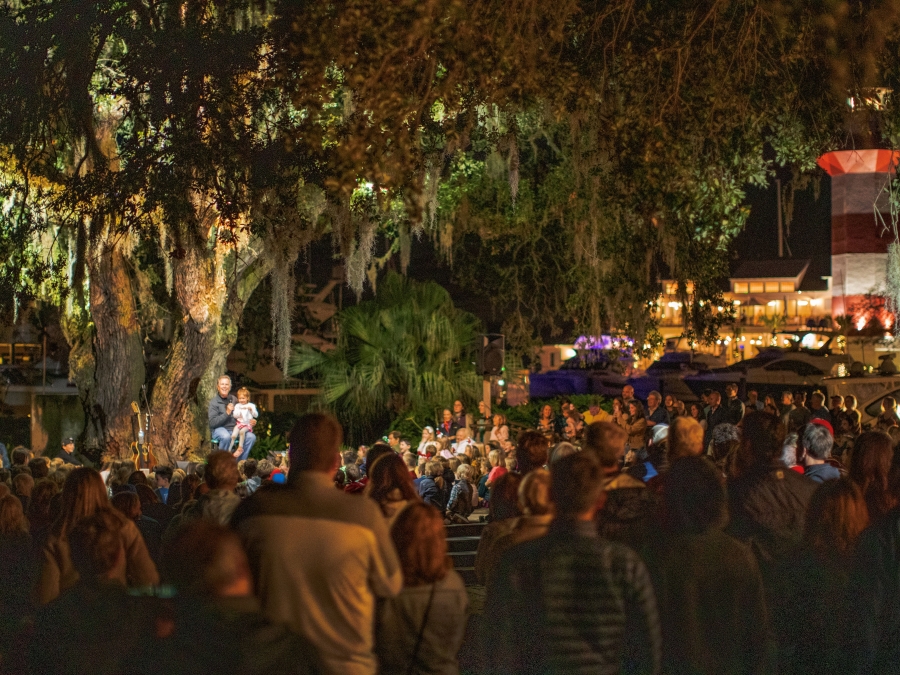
top-left (208, 375), bottom-right (256, 461)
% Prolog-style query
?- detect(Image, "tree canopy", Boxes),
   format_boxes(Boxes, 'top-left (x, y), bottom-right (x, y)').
top-left (3, 0), bottom-right (900, 454)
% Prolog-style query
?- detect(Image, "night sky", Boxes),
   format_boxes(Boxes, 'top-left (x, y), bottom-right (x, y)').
top-left (734, 167), bottom-right (833, 277)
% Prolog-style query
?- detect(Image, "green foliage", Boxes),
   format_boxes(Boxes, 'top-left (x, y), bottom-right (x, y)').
top-left (247, 410), bottom-right (303, 459)
top-left (7, 0), bottom-right (900, 452)
top-left (288, 272), bottom-right (482, 445)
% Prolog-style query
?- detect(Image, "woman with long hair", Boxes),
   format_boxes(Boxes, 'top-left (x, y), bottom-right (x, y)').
top-left (537, 404), bottom-right (555, 436)
top-left (479, 469), bottom-right (554, 589)
top-left (773, 478), bottom-right (870, 673)
top-left (624, 400), bottom-right (648, 451)
top-left (417, 426), bottom-right (437, 460)
top-left (375, 502), bottom-right (468, 674)
top-left (489, 413), bottom-right (510, 449)
top-left (37, 467), bottom-right (158, 604)
top-left (474, 472), bottom-right (523, 585)
top-left (689, 402), bottom-right (707, 432)
top-left (368, 453), bottom-right (419, 527)
top-left (0, 494), bottom-right (35, 649)
top-left (849, 431), bottom-right (896, 522)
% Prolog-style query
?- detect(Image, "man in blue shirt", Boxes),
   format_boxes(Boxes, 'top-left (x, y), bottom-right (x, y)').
top-left (154, 465), bottom-right (173, 504)
top-left (801, 421), bottom-right (839, 483)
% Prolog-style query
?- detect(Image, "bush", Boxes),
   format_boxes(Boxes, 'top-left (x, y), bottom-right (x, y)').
top-left (248, 410), bottom-right (300, 459)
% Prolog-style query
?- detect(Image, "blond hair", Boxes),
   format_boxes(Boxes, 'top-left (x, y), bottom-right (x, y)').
top-left (669, 417), bottom-right (705, 461)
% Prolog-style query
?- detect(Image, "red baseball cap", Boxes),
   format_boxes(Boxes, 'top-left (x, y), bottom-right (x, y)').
top-left (810, 418), bottom-right (834, 436)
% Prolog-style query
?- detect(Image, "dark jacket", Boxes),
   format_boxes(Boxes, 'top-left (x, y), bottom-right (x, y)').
top-left (135, 515), bottom-right (164, 566)
top-left (847, 506), bottom-right (900, 674)
top-left (375, 571), bottom-right (469, 675)
top-left (809, 407), bottom-right (832, 425)
top-left (440, 469), bottom-right (454, 508)
top-left (447, 479), bottom-right (474, 518)
top-left (486, 519), bottom-right (661, 675)
top-left (29, 581), bottom-right (154, 675)
top-left (647, 406), bottom-right (670, 427)
top-left (0, 533), bottom-right (36, 638)
top-left (417, 476), bottom-right (443, 511)
top-left (56, 450), bottom-right (83, 466)
top-left (208, 393), bottom-right (237, 431)
top-left (704, 405), bottom-right (730, 449)
top-left (803, 463), bottom-right (840, 484)
top-left (727, 463), bottom-right (817, 590)
top-left (139, 595), bottom-right (324, 675)
top-left (726, 397), bottom-right (745, 425)
top-left (597, 473), bottom-right (659, 553)
top-left (643, 529), bottom-right (771, 675)
top-left (772, 549), bottom-right (855, 675)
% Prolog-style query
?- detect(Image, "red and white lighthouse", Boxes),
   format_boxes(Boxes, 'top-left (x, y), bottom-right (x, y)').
top-left (817, 149), bottom-right (900, 322)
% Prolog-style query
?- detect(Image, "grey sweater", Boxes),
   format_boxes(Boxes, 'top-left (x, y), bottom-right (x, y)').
top-left (208, 393), bottom-right (236, 431)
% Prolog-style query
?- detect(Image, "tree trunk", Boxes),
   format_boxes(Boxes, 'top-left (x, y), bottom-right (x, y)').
top-left (71, 246), bottom-right (146, 457)
top-left (148, 247), bottom-right (271, 464)
top-left (90, 246), bottom-right (146, 456)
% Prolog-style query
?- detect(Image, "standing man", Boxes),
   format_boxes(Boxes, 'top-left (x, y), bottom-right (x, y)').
top-left (829, 395), bottom-right (845, 427)
top-left (486, 453), bottom-right (661, 674)
top-left (808, 392), bottom-right (832, 425)
top-left (209, 375), bottom-right (256, 461)
top-left (646, 391), bottom-right (670, 428)
top-left (724, 384), bottom-right (745, 425)
top-left (622, 385), bottom-right (638, 408)
top-left (704, 391), bottom-right (729, 452)
top-left (745, 389), bottom-right (764, 412)
top-left (232, 413), bottom-right (401, 675)
top-left (788, 391), bottom-right (812, 431)
top-left (58, 437), bottom-right (84, 466)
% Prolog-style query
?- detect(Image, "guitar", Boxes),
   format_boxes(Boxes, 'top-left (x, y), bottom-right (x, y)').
top-left (130, 401), bottom-right (158, 471)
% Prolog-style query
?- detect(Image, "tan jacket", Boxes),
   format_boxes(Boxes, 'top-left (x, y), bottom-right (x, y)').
top-left (624, 416), bottom-right (648, 449)
top-left (233, 472), bottom-right (402, 675)
top-left (38, 510), bottom-right (159, 605)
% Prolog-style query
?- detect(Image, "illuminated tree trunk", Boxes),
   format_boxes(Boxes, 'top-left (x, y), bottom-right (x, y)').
top-left (66, 245), bottom-right (146, 458)
top-left (147, 246), bottom-right (271, 463)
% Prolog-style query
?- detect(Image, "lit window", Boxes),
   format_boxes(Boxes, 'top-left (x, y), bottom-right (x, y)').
top-left (780, 282), bottom-right (795, 292)
top-left (733, 283), bottom-right (749, 293)
top-left (750, 282), bottom-right (764, 293)
top-left (764, 282), bottom-right (780, 292)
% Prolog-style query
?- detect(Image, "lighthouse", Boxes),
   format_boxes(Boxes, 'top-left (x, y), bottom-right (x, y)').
top-left (817, 149), bottom-right (900, 324)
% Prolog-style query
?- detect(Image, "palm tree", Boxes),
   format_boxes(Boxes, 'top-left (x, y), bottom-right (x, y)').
top-left (288, 272), bottom-right (482, 444)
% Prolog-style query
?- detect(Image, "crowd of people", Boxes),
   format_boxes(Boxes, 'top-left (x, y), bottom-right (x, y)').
top-left (3, 377), bottom-right (900, 674)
